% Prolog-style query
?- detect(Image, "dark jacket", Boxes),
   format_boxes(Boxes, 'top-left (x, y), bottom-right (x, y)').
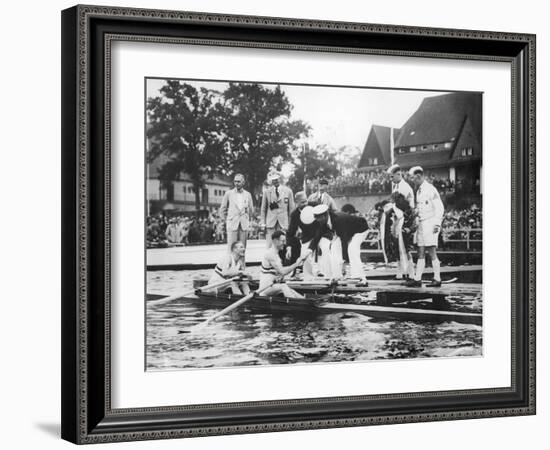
top-left (287, 207), bottom-right (320, 245)
top-left (311, 212), bottom-right (368, 262)
top-left (286, 207), bottom-right (321, 264)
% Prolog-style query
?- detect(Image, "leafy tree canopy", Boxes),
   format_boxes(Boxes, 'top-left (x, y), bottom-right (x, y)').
top-left (219, 83), bottom-right (310, 195)
top-left (147, 81), bottom-right (226, 209)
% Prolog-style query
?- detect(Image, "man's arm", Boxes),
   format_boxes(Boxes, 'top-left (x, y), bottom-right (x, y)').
top-left (328, 195), bottom-right (338, 212)
top-left (216, 254), bottom-right (241, 278)
top-left (219, 191), bottom-right (229, 221)
top-left (260, 191), bottom-right (267, 225)
top-left (287, 209), bottom-right (299, 239)
top-left (308, 222), bottom-right (329, 252)
top-left (406, 186), bottom-right (415, 209)
top-left (433, 188), bottom-right (444, 224)
top-left (285, 210), bottom-right (300, 258)
top-left (267, 250), bottom-right (308, 277)
top-left (287, 188), bottom-right (295, 215)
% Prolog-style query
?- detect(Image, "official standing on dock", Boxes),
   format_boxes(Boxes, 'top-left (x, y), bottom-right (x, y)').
top-left (285, 192), bottom-right (319, 279)
top-left (260, 172), bottom-right (295, 247)
top-left (406, 166), bottom-right (444, 287)
top-left (387, 164), bottom-right (415, 280)
top-left (219, 173), bottom-right (254, 249)
top-left (308, 178), bottom-right (338, 211)
top-left (312, 204), bottom-right (369, 284)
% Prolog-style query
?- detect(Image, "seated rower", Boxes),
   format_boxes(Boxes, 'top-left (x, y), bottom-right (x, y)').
top-left (208, 241), bottom-right (252, 295)
top-left (259, 230), bottom-right (311, 298)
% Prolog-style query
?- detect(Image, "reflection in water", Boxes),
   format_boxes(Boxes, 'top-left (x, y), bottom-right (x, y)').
top-left (146, 270), bottom-right (482, 371)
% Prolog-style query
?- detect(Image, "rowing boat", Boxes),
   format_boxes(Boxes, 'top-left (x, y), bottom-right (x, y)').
top-left (189, 277), bottom-right (482, 304)
top-left (173, 290), bottom-right (482, 325)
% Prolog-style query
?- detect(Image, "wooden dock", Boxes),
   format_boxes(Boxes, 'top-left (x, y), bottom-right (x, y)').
top-left (147, 239), bottom-right (482, 270)
top-left (289, 279), bottom-right (482, 296)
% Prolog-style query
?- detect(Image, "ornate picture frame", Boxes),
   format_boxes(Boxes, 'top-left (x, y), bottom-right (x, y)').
top-left (61, 5), bottom-right (535, 444)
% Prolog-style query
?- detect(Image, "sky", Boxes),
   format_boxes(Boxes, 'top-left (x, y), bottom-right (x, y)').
top-left (146, 78), bottom-right (449, 152)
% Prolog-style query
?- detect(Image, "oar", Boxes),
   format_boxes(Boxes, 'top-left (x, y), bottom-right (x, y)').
top-left (149, 276), bottom-right (240, 306)
top-left (184, 285), bottom-right (272, 333)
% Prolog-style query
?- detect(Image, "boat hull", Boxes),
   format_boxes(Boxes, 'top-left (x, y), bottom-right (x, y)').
top-left (177, 291), bottom-right (482, 326)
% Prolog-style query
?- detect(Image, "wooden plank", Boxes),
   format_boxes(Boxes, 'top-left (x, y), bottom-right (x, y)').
top-left (319, 303), bottom-right (482, 325)
top-left (287, 281), bottom-right (482, 296)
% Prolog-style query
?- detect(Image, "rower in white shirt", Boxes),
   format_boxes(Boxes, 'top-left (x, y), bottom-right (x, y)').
top-left (387, 164), bottom-right (415, 280)
top-left (406, 166), bottom-right (445, 287)
top-left (208, 241), bottom-right (252, 294)
top-left (259, 230), bottom-right (310, 298)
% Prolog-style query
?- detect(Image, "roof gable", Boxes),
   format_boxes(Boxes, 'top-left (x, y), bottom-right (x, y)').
top-left (358, 126), bottom-right (385, 167)
top-left (451, 116), bottom-right (482, 162)
top-left (358, 125), bottom-right (399, 168)
top-left (395, 92), bottom-right (482, 148)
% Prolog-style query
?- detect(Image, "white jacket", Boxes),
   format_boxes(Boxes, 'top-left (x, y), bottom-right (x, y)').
top-left (415, 181), bottom-right (444, 223)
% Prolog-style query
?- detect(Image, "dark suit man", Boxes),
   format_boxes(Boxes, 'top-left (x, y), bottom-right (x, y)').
top-left (285, 192), bottom-right (320, 278)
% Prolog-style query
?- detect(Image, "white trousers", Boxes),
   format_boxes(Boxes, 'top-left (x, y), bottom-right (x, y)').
top-left (394, 217), bottom-right (412, 277)
top-left (347, 230), bottom-right (369, 279)
top-left (317, 237), bottom-right (343, 279)
top-left (300, 241), bottom-right (315, 280)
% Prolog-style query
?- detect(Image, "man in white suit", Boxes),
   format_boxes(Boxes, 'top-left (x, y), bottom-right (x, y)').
top-left (260, 172), bottom-right (295, 247)
top-left (219, 173), bottom-right (254, 249)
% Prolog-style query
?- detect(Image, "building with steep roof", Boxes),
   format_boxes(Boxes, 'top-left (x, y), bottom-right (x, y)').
top-left (394, 91), bottom-right (482, 186)
top-left (357, 92), bottom-right (482, 190)
top-left (147, 153), bottom-right (232, 216)
top-left (357, 125), bottom-right (399, 171)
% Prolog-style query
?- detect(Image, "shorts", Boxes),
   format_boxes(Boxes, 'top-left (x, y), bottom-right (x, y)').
top-left (416, 218), bottom-right (440, 247)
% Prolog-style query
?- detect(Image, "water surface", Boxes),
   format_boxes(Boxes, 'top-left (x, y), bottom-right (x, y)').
top-left (146, 267), bottom-right (482, 371)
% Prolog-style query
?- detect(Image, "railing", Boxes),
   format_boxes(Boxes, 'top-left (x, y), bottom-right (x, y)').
top-left (441, 228), bottom-right (482, 250)
top-left (363, 228), bottom-right (482, 250)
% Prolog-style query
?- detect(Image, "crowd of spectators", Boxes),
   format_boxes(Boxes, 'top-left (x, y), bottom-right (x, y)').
top-left (147, 211), bottom-right (264, 248)
top-left (327, 170), bottom-right (465, 196)
top-left (440, 204), bottom-right (482, 248)
top-left (327, 170), bottom-right (392, 195)
top-left (354, 204), bottom-right (482, 250)
top-left (148, 205), bottom-right (482, 250)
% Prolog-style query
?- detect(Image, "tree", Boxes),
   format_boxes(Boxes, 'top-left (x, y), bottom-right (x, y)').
top-left (288, 143), bottom-right (340, 194)
top-left (334, 145), bottom-right (361, 176)
top-left (146, 81), bottom-right (225, 212)
top-left (220, 83), bottom-right (310, 196)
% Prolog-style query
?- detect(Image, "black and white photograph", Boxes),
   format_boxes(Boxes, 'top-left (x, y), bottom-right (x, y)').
top-left (145, 78), bottom-right (483, 371)
top-left (53, 3), bottom-right (538, 445)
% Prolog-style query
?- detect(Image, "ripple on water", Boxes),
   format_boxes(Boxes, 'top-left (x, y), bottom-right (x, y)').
top-left (146, 270), bottom-right (483, 370)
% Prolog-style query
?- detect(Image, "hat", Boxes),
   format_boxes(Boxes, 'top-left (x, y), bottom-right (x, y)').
top-left (341, 204), bottom-right (357, 214)
top-left (386, 164), bottom-right (401, 175)
top-left (312, 204), bottom-right (329, 216)
top-left (295, 191), bottom-right (307, 202)
top-left (268, 172), bottom-right (280, 181)
top-left (300, 206), bottom-right (315, 225)
top-left (408, 166), bottom-right (424, 176)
